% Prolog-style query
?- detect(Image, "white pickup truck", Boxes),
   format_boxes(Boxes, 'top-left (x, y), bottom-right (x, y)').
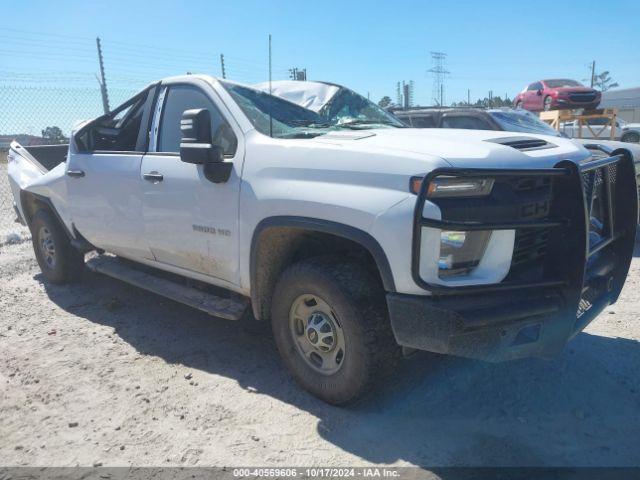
top-left (560, 117), bottom-right (640, 143)
top-left (7, 75), bottom-right (638, 404)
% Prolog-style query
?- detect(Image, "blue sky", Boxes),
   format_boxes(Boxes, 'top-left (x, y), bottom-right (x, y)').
top-left (2, 0), bottom-right (639, 133)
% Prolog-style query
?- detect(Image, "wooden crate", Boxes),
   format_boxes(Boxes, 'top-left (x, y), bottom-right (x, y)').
top-left (539, 108), bottom-right (618, 140)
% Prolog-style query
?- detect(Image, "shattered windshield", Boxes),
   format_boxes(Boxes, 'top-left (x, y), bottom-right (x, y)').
top-left (489, 110), bottom-right (561, 136)
top-left (221, 81), bottom-right (403, 139)
top-left (317, 87), bottom-right (405, 128)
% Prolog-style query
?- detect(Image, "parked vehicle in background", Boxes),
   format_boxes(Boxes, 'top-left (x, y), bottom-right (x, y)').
top-left (619, 119), bottom-right (640, 143)
top-left (514, 79), bottom-right (601, 112)
top-left (560, 117), bottom-right (625, 140)
top-left (7, 76), bottom-right (638, 405)
top-left (541, 115), bottom-right (640, 144)
top-left (394, 107), bottom-right (560, 136)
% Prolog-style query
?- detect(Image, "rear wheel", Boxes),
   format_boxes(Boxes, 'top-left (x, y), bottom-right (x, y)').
top-left (543, 96), bottom-right (553, 111)
top-left (621, 131), bottom-right (640, 143)
top-left (271, 257), bottom-right (399, 405)
top-left (30, 209), bottom-right (84, 284)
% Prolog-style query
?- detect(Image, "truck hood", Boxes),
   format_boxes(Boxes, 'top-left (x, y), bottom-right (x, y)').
top-left (311, 128), bottom-right (592, 169)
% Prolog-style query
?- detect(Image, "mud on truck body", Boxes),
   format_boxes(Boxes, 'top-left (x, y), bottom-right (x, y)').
top-left (8, 76), bottom-right (638, 404)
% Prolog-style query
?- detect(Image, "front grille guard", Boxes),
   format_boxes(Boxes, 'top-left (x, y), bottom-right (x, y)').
top-left (411, 151), bottom-right (638, 303)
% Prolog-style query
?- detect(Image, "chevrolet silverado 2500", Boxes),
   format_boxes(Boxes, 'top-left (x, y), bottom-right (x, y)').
top-left (7, 75), bottom-right (638, 404)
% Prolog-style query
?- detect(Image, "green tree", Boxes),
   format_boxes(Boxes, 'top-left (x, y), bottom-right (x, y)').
top-left (378, 96), bottom-right (392, 108)
top-left (593, 71), bottom-right (619, 92)
top-left (451, 95), bottom-right (513, 108)
top-left (41, 126), bottom-right (68, 144)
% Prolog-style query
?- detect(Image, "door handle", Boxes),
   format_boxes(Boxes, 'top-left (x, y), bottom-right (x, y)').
top-left (143, 172), bottom-right (164, 183)
top-left (66, 170), bottom-right (85, 178)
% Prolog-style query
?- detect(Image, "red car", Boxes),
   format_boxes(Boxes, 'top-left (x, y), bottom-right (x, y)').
top-left (514, 79), bottom-right (601, 112)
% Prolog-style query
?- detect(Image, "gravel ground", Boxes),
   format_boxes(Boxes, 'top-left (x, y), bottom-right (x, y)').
top-left (1, 235), bottom-right (639, 468)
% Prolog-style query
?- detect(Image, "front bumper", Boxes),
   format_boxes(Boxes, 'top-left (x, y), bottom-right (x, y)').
top-left (388, 277), bottom-right (610, 362)
top-left (394, 149), bottom-right (638, 361)
top-left (555, 98), bottom-right (600, 110)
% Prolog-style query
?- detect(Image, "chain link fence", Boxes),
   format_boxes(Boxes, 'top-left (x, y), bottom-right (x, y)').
top-left (0, 84), bottom-right (138, 244)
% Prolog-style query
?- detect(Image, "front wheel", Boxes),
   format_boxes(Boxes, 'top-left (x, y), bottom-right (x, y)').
top-left (30, 209), bottom-right (84, 284)
top-left (621, 131), bottom-right (640, 143)
top-left (515, 100), bottom-right (523, 109)
top-left (271, 257), bottom-right (399, 405)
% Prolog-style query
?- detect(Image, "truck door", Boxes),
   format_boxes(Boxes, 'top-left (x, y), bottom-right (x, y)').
top-left (66, 86), bottom-right (157, 259)
top-left (140, 82), bottom-right (243, 285)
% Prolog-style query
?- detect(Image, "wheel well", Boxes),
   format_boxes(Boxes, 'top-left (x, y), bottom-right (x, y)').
top-left (250, 223), bottom-right (392, 320)
top-left (20, 191), bottom-right (51, 226)
top-left (19, 191), bottom-right (72, 239)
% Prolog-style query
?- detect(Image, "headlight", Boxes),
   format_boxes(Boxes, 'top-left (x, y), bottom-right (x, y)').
top-left (438, 230), bottom-right (492, 278)
top-left (410, 176), bottom-right (494, 197)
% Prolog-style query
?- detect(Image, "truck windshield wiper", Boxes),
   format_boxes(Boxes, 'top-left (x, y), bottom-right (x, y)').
top-left (280, 131), bottom-right (326, 139)
top-left (289, 120), bottom-right (332, 128)
top-left (335, 119), bottom-right (403, 128)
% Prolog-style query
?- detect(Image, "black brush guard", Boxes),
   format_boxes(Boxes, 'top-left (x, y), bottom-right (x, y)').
top-left (387, 150), bottom-right (638, 361)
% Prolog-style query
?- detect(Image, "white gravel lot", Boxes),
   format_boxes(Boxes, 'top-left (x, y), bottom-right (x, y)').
top-left (1, 235), bottom-right (639, 468)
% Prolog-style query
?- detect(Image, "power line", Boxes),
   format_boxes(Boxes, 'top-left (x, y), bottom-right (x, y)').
top-left (1, 27), bottom-right (296, 90)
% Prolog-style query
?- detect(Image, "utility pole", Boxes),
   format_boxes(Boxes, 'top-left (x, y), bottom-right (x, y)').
top-left (467, 89), bottom-right (470, 105)
top-left (95, 37), bottom-right (109, 114)
top-left (428, 51), bottom-right (449, 106)
top-left (220, 54), bottom-right (226, 79)
top-left (590, 60), bottom-right (596, 88)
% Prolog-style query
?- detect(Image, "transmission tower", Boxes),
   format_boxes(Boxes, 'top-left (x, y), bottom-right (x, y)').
top-left (289, 67), bottom-right (307, 81)
top-left (427, 51), bottom-right (449, 106)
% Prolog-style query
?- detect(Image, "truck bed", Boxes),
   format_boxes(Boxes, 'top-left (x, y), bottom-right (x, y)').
top-left (14, 144), bottom-right (68, 172)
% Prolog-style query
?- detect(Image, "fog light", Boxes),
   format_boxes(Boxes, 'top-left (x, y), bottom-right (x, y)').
top-left (438, 230), bottom-right (492, 278)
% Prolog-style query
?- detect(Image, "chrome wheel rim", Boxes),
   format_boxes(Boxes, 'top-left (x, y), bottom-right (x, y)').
top-left (544, 97), bottom-right (552, 110)
top-left (289, 294), bottom-right (346, 375)
top-left (38, 226), bottom-right (56, 269)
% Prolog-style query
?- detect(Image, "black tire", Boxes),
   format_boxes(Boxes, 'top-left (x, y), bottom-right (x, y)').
top-left (30, 209), bottom-right (84, 284)
top-left (621, 131), bottom-right (640, 143)
top-left (543, 96), bottom-right (553, 111)
top-left (271, 256), bottom-right (400, 405)
top-left (515, 100), bottom-right (523, 109)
